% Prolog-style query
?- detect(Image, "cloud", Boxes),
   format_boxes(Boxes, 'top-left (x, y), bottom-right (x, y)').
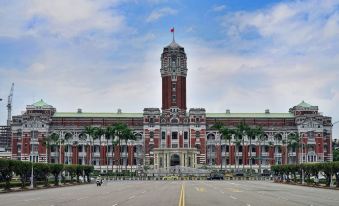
top-left (212, 5), bottom-right (226, 12)
top-left (0, 0), bottom-right (125, 38)
top-left (146, 7), bottom-right (177, 22)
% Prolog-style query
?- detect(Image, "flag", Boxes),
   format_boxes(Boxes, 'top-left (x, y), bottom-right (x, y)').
top-left (170, 27), bottom-right (174, 33)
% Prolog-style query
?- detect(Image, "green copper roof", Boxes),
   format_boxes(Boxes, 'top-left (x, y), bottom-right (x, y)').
top-left (53, 112), bottom-right (143, 118)
top-left (33, 99), bottom-right (50, 107)
top-left (297, 100), bottom-right (313, 108)
top-left (206, 113), bottom-right (294, 118)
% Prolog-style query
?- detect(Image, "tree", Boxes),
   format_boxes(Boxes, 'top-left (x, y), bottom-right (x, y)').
top-left (333, 149), bottom-right (339, 162)
top-left (93, 127), bottom-right (104, 173)
top-left (120, 127), bottom-right (136, 172)
top-left (234, 122), bottom-right (248, 170)
top-left (49, 164), bottom-right (64, 186)
top-left (84, 126), bottom-right (95, 165)
top-left (253, 126), bottom-right (264, 175)
top-left (65, 164), bottom-right (77, 183)
top-left (287, 133), bottom-right (300, 164)
top-left (64, 133), bottom-right (73, 164)
top-left (76, 165), bottom-right (83, 183)
top-left (13, 160), bottom-right (32, 188)
top-left (0, 159), bottom-right (15, 190)
top-left (43, 133), bottom-right (60, 163)
top-left (105, 126), bottom-right (116, 174)
top-left (114, 123), bottom-right (128, 174)
top-left (245, 126), bottom-right (257, 174)
top-left (83, 165), bottom-right (94, 183)
top-left (33, 163), bottom-right (50, 187)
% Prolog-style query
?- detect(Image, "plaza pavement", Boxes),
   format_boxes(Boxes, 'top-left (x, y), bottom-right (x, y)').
top-left (1, 180), bottom-right (338, 206)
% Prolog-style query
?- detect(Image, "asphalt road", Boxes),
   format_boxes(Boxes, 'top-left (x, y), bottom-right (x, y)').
top-left (1, 181), bottom-right (339, 206)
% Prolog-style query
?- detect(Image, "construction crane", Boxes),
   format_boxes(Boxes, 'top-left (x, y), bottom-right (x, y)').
top-left (7, 83), bottom-right (14, 126)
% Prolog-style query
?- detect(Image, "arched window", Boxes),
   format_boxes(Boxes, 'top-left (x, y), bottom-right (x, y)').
top-left (207, 133), bottom-right (215, 140)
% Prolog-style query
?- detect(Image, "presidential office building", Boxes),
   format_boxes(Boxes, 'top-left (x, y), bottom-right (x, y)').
top-left (10, 39), bottom-right (333, 173)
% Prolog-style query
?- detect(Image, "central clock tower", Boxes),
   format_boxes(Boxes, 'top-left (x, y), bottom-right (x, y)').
top-left (160, 39), bottom-right (187, 112)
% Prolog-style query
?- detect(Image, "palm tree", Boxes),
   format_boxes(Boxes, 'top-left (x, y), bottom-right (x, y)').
top-left (220, 127), bottom-right (234, 171)
top-left (84, 126), bottom-right (95, 165)
top-left (235, 122), bottom-right (248, 170)
top-left (245, 126), bottom-right (256, 174)
top-left (104, 126), bottom-right (116, 173)
top-left (121, 127), bottom-right (136, 172)
top-left (253, 126), bottom-right (264, 175)
top-left (287, 133), bottom-right (300, 164)
top-left (78, 133), bottom-right (87, 165)
top-left (43, 133), bottom-right (59, 163)
top-left (93, 127), bottom-right (104, 173)
top-left (64, 133), bottom-right (73, 164)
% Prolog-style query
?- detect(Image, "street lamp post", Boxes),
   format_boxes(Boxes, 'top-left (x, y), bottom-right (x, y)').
top-left (301, 134), bottom-right (305, 185)
top-left (329, 121), bottom-right (339, 187)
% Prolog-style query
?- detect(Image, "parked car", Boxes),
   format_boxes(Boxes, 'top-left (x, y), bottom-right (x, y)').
top-left (162, 175), bottom-right (179, 180)
top-left (234, 170), bottom-right (244, 176)
top-left (207, 172), bottom-right (224, 180)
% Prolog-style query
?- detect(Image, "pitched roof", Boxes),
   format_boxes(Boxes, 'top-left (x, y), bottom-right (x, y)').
top-left (32, 99), bottom-right (51, 107)
top-left (206, 113), bottom-right (294, 118)
top-left (53, 112), bottom-right (143, 118)
top-left (297, 100), bottom-right (313, 108)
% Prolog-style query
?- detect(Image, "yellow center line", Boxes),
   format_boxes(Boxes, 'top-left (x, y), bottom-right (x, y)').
top-left (178, 183), bottom-right (185, 206)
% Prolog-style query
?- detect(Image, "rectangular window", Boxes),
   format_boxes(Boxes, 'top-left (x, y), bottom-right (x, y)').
top-left (150, 131), bottom-right (154, 139)
top-left (172, 144), bottom-right (178, 148)
top-left (172, 132), bottom-right (178, 140)
top-left (162, 131), bottom-right (166, 139)
top-left (172, 95), bottom-right (176, 102)
top-left (184, 132), bottom-right (188, 140)
top-left (172, 83), bottom-right (176, 92)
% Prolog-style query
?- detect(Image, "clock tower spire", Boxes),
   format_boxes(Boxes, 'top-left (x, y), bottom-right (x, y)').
top-left (160, 37), bottom-right (187, 111)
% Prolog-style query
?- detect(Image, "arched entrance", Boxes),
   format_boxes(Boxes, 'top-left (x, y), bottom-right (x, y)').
top-left (170, 154), bottom-right (180, 166)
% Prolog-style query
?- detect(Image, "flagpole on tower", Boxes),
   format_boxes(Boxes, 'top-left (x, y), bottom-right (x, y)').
top-left (171, 27), bottom-right (175, 42)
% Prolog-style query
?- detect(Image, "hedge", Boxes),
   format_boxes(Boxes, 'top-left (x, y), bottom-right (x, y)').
top-left (0, 159), bottom-right (94, 190)
top-left (271, 162), bottom-right (339, 187)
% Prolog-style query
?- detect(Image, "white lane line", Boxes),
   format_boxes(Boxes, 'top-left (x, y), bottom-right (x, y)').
top-left (112, 204), bottom-right (118, 206)
top-left (230, 195), bottom-right (237, 200)
top-left (247, 204), bottom-right (251, 206)
top-left (128, 195), bottom-right (135, 200)
top-left (77, 197), bottom-right (88, 201)
top-left (24, 198), bottom-right (41, 202)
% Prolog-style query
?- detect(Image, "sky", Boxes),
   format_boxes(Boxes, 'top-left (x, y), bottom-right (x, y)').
top-left (0, 0), bottom-right (338, 138)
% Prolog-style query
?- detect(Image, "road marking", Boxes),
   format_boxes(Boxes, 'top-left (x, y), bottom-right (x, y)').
top-left (230, 195), bottom-right (237, 200)
top-left (128, 195), bottom-right (135, 200)
top-left (112, 204), bottom-right (118, 206)
top-left (220, 190), bottom-right (225, 194)
top-left (77, 197), bottom-right (88, 201)
top-left (178, 184), bottom-right (185, 206)
top-left (195, 187), bottom-right (205, 192)
top-left (24, 198), bottom-right (41, 202)
top-left (247, 204), bottom-right (251, 206)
